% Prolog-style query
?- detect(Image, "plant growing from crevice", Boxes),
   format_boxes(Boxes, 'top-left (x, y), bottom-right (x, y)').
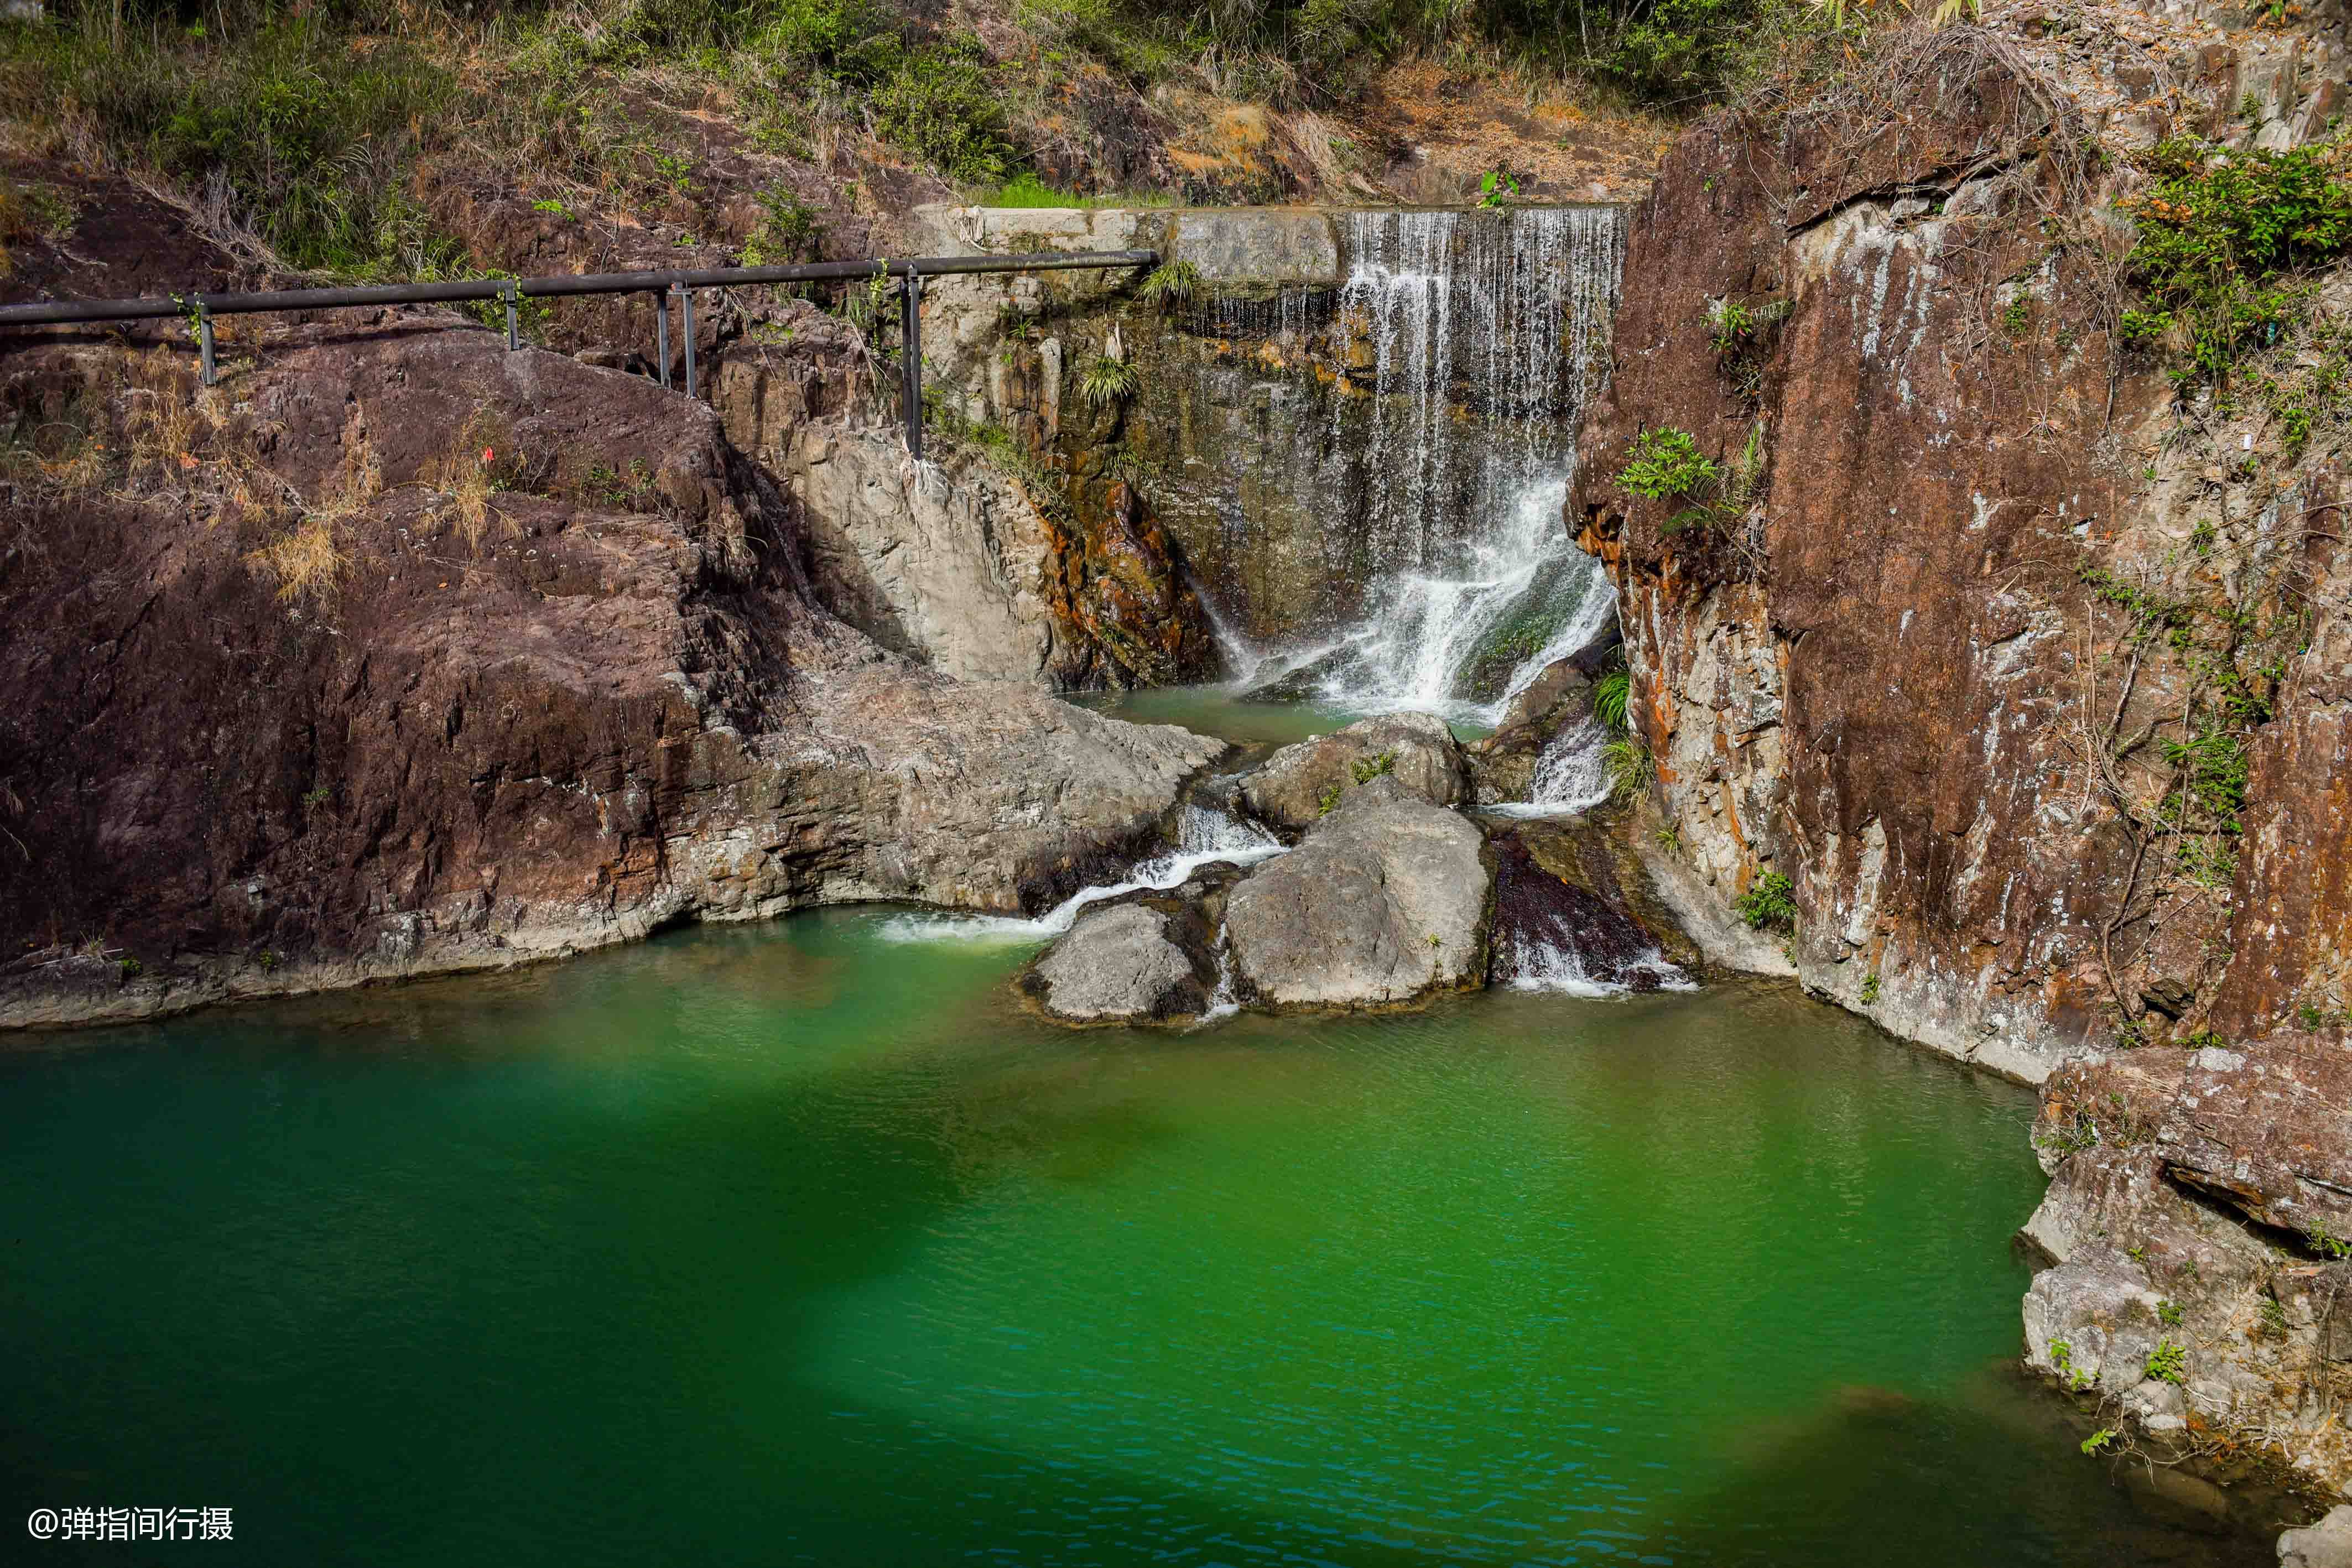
top-left (1078, 352), bottom-right (1138, 410)
top-left (2115, 133), bottom-right (2352, 386)
top-left (1593, 668), bottom-right (1632, 733)
top-left (1859, 971), bottom-right (1881, 1004)
top-left (1476, 169), bottom-right (1520, 208)
top-left (1135, 259), bottom-right (1201, 310)
top-left (1706, 295), bottom-right (1788, 404)
top-left (1603, 738), bottom-right (1652, 804)
top-left (2143, 1341), bottom-right (2186, 1385)
top-left (2048, 1338), bottom-right (2096, 1393)
top-left (1734, 869), bottom-right (1796, 932)
top-left (1351, 752), bottom-right (1396, 784)
top-left (1616, 426), bottom-right (1718, 506)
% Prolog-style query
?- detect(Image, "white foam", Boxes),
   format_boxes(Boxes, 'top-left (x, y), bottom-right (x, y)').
top-left (876, 801), bottom-right (1282, 946)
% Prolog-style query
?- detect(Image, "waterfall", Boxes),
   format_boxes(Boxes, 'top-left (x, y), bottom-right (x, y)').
top-left (1230, 206), bottom-right (1628, 730)
top-left (1487, 713), bottom-right (1615, 820)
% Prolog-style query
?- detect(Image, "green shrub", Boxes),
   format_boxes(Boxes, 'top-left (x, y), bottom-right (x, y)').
top-left (738, 186), bottom-right (825, 267)
top-left (19, 12), bottom-right (451, 275)
top-left (1733, 869), bottom-right (1796, 931)
top-left (1616, 426), bottom-right (1719, 503)
top-left (2144, 1341), bottom-right (2186, 1385)
top-left (2118, 135), bottom-right (2352, 383)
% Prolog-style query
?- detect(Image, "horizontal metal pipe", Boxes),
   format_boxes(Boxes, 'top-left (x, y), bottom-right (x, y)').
top-left (0, 251), bottom-right (1159, 329)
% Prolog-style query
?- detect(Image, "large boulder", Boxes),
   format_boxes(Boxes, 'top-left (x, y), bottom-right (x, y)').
top-left (1237, 712), bottom-right (1466, 838)
top-left (1225, 779), bottom-right (1491, 1008)
top-left (2281, 1506), bottom-right (2352, 1568)
top-left (1020, 902), bottom-right (1216, 1024)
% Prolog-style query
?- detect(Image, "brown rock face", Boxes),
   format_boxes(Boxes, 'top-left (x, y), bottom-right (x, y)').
top-left (1569, 33), bottom-right (2352, 1084)
top-left (1578, 18), bottom-right (2352, 1504)
top-left (0, 326), bottom-right (1222, 1026)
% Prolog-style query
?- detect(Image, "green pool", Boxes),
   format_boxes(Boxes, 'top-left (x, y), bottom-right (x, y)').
top-left (0, 914), bottom-right (2263, 1565)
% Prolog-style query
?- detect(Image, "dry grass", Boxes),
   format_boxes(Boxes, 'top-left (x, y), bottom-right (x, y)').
top-left (124, 350), bottom-right (205, 476)
top-left (429, 409), bottom-right (517, 551)
top-left (246, 435), bottom-right (380, 607)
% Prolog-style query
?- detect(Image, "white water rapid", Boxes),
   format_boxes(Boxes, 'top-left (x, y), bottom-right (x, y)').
top-left (876, 789), bottom-right (1281, 945)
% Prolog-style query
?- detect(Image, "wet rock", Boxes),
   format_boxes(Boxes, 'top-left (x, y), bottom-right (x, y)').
top-left (1236, 645), bottom-right (1354, 702)
top-left (2281, 1507), bottom-right (2352, 1568)
top-left (1237, 712), bottom-right (1467, 839)
top-left (1466, 655), bottom-right (1598, 805)
top-left (1020, 902), bottom-right (1216, 1024)
top-left (1225, 779), bottom-right (1491, 1008)
top-left (1486, 827), bottom-right (1685, 992)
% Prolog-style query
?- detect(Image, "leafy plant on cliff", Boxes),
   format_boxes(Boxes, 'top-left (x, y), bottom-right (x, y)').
top-left (1602, 738), bottom-right (1652, 805)
top-left (2143, 1341), bottom-right (2186, 1385)
top-left (1732, 870), bottom-right (1796, 931)
top-left (1351, 752), bottom-right (1397, 785)
top-left (1079, 352), bottom-right (1139, 410)
top-left (1135, 259), bottom-right (1203, 310)
top-left (2115, 134), bottom-right (2352, 384)
top-left (1615, 426), bottom-right (1719, 504)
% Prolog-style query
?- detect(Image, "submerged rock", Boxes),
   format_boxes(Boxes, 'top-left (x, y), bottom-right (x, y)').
top-left (1235, 645), bottom-right (1354, 702)
top-left (1225, 779), bottom-right (1490, 1009)
top-left (1237, 712), bottom-right (1467, 838)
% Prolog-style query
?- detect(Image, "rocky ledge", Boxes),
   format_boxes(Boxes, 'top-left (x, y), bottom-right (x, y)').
top-left (2022, 1038), bottom-right (2352, 1502)
top-left (0, 326), bottom-right (1222, 1028)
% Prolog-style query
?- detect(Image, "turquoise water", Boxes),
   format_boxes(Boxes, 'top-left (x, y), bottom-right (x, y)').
top-left (0, 915), bottom-right (2261, 1565)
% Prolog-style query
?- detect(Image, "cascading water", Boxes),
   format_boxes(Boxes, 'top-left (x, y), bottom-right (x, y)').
top-left (1228, 206), bottom-right (1628, 732)
top-left (877, 782), bottom-right (1281, 945)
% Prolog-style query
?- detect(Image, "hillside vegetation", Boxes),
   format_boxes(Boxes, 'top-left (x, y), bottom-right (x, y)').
top-left (0, 0), bottom-right (1822, 284)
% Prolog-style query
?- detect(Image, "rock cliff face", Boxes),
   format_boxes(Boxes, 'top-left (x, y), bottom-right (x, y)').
top-left (0, 324), bottom-right (1220, 1027)
top-left (1572, 1), bottom-right (2352, 1507)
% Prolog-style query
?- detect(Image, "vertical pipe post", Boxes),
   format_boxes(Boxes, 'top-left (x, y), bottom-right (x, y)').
top-left (502, 279), bottom-right (520, 351)
top-left (196, 302), bottom-right (216, 388)
top-left (674, 282), bottom-right (697, 400)
top-left (654, 288), bottom-right (672, 390)
top-left (901, 268), bottom-right (923, 462)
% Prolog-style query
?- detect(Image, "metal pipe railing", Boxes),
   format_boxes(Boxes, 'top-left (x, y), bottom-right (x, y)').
top-left (0, 247), bottom-right (1159, 455)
